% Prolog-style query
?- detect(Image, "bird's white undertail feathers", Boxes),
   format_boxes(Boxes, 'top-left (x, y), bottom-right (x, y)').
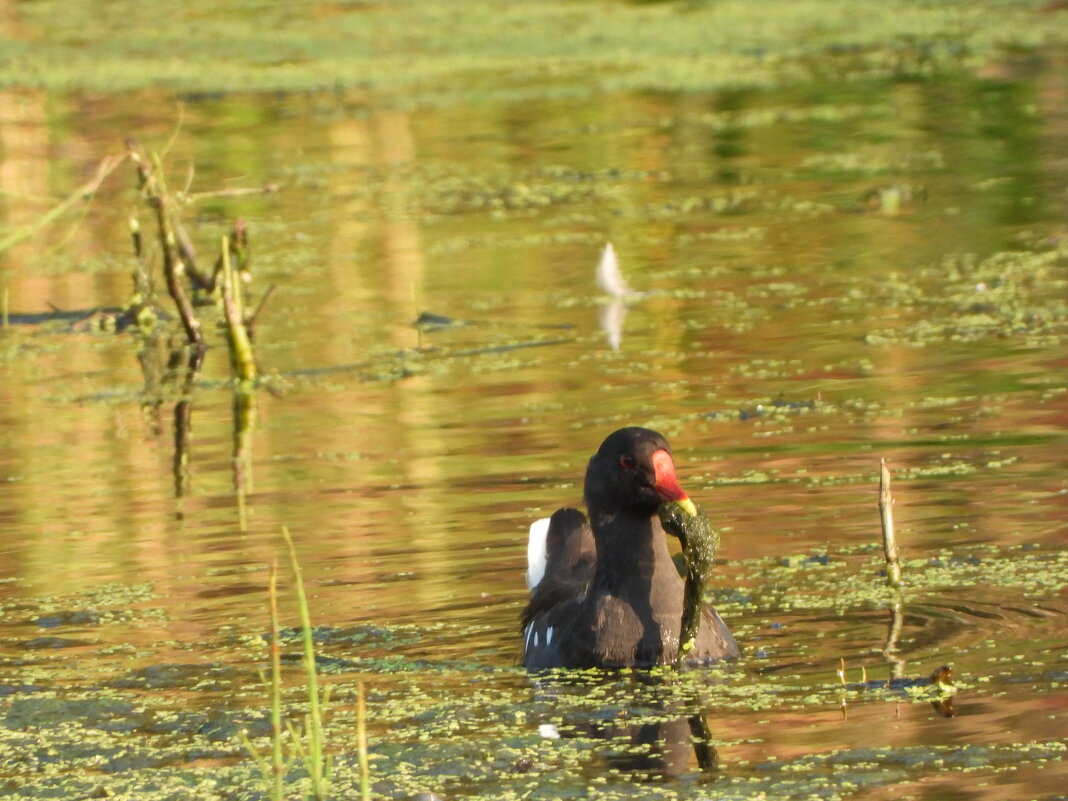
top-left (525, 517), bottom-right (551, 590)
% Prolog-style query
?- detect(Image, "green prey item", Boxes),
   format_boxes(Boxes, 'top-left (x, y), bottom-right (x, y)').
top-left (659, 500), bottom-right (720, 669)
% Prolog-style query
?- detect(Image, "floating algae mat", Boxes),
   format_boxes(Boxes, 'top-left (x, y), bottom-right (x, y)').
top-left (2, 529), bottom-right (1066, 799)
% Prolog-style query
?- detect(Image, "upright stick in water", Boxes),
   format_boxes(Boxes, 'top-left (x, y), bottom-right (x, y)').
top-left (659, 501), bottom-right (720, 669)
top-left (879, 458), bottom-right (902, 588)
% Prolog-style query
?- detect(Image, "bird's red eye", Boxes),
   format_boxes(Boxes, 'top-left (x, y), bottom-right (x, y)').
top-left (619, 454), bottom-right (636, 469)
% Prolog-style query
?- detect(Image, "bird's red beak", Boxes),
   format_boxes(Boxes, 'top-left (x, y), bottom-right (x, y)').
top-left (651, 449), bottom-right (697, 515)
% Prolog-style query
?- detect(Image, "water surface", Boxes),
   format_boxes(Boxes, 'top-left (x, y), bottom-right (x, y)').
top-left (1, 22), bottom-right (1067, 801)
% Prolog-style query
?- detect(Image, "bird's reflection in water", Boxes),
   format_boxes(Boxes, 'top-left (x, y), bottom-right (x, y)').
top-left (529, 669), bottom-right (725, 781)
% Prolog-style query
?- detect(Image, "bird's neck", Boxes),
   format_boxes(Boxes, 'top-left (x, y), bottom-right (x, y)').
top-left (589, 510), bottom-right (678, 599)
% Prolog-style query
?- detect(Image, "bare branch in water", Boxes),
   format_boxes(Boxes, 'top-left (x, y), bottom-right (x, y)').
top-left (879, 458), bottom-right (903, 588)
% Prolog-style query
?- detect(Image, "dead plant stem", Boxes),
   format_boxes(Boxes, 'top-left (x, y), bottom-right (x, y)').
top-left (879, 458), bottom-right (902, 588)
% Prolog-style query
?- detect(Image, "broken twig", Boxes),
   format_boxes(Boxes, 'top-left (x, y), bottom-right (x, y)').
top-left (128, 142), bottom-right (205, 353)
top-left (220, 234), bottom-right (257, 384)
top-left (879, 458), bottom-right (903, 588)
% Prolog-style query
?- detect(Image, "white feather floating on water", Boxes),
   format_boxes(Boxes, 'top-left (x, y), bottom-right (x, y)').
top-left (595, 242), bottom-right (631, 298)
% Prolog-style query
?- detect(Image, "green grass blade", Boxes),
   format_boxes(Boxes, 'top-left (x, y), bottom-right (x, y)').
top-left (282, 526), bottom-right (328, 799)
top-left (268, 560), bottom-right (284, 801)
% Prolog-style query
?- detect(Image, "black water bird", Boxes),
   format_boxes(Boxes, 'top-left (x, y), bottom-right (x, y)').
top-left (521, 427), bottom-right (738, 668)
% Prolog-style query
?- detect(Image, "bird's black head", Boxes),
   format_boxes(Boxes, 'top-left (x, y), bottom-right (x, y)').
top-left (583, 427), bottom-right (692, 517)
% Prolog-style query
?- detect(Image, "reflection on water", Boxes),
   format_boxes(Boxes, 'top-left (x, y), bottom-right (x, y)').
top-left (0, 59), bottom-right (1067, 799)
top-left (595, 242), bottom-right (632, 350)
top-left (531, 671), bottom-right (724, 781)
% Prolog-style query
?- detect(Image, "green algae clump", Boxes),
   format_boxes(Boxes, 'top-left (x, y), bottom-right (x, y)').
top-left (658, 500), bottom-right (720, 669)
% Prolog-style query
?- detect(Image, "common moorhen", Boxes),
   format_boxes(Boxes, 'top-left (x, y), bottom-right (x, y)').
top-left (521, 427), bottom-right (739, 668)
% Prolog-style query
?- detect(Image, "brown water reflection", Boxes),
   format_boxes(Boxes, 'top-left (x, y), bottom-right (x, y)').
top-left (1, 69), bottom-right (1066, 799)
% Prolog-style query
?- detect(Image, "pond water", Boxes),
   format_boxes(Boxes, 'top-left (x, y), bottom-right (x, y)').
top-left (1, 32), bottom-right (1067, 801)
